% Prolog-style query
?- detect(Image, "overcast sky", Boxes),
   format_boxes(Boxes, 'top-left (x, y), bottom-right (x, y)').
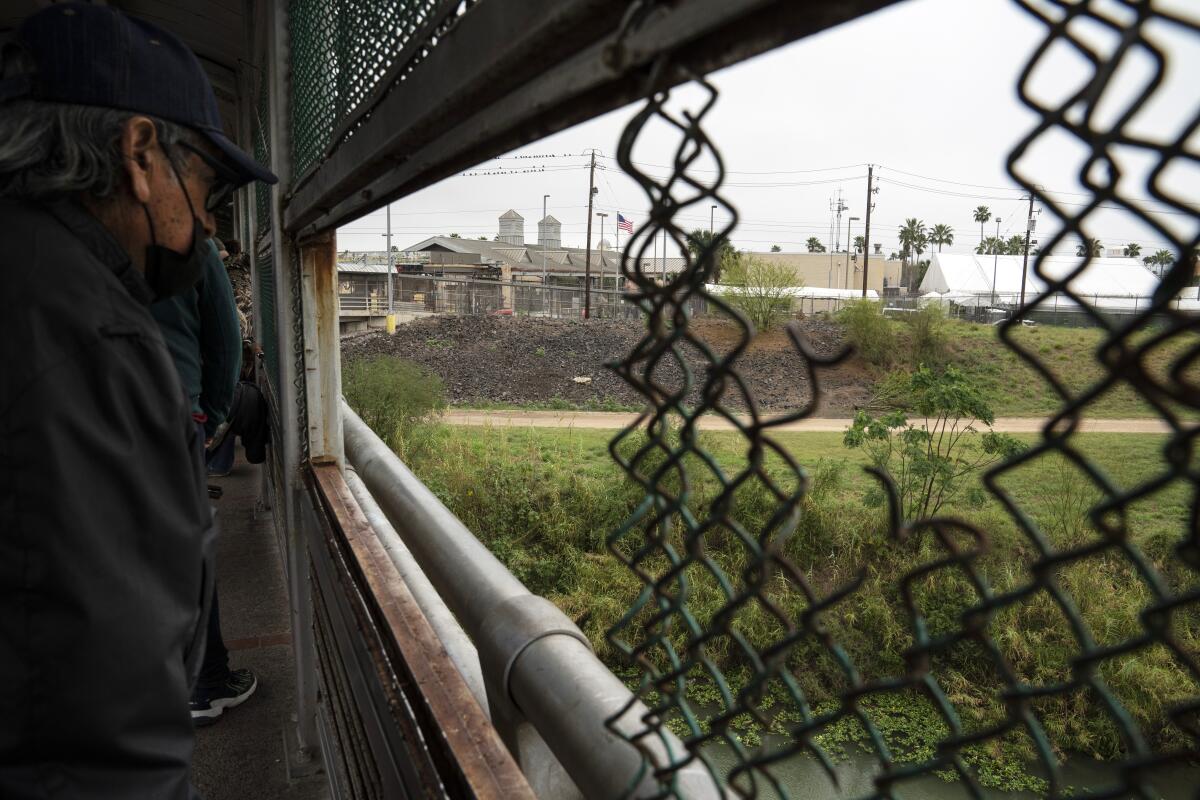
top-left (335, 0), bottom-right (1198, 262)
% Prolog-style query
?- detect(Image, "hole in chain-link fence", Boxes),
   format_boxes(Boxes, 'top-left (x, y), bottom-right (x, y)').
top-left (603, 4), bottom-right (1199, 799)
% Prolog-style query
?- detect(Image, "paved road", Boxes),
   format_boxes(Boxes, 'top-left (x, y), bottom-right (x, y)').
top-left (441, 409), bottom-right (1173, 434)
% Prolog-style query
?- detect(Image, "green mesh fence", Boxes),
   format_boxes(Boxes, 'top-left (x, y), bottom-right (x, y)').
top-left (603, 3), bottom-right (1200, 799)
top-left (287, 0), bottom-right (472, 181)
top-left (256, 246), bottom-right (279, 392)
top-left (254, 78), bottom-right (272, 240)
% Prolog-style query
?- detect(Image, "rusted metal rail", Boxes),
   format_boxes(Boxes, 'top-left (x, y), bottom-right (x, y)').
top-left (308, 462), bottom-right (536, 799)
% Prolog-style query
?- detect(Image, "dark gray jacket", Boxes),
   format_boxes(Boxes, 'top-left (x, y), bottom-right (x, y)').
top-left (0, 199), bottom-right (214, 799)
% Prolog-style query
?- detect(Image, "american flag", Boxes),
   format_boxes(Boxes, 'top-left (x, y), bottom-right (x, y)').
top-left (617, 213), bottom-right (633, 234)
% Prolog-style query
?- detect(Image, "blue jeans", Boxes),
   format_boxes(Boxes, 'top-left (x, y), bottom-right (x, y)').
top-left (207, 431), bottom-right (236, 475)
top-left (195, 422), bottom-right (229, 690)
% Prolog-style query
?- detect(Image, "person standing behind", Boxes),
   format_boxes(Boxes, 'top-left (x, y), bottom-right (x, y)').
top-left (151, 239), bottom-right (258, 724)
top-left (0, 4), bottom-right (276, 798)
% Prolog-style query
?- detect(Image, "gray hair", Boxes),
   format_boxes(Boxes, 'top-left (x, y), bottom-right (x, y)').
top-left (0, 100), bottom-right (197, 201)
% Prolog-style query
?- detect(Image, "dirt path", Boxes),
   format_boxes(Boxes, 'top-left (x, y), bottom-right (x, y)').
top-left (441, 410), bottom-right (1172, 434)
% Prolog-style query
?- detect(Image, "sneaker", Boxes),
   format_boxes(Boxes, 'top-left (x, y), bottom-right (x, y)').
top-left (191, 668), bottom-right (257, 726)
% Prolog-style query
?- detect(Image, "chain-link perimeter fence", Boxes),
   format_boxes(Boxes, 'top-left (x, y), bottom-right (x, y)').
top-left (336, 273), bottom-right (708, 322)
top-left (883, 290), bottom-right (1200, 328)
top-left (602, 3), bottom-right (1199, 798)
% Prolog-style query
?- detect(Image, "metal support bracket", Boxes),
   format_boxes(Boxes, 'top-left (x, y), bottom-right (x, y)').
top-left (478, 594), bottom-right (593, 714)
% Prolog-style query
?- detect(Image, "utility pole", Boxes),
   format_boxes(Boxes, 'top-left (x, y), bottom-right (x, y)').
top-left (542, 193), bottom-right (550, 316)
top-left (862, 165), bottom-right (874, 297)
top-left (385, 203), bottom-right (394, 327)
top-left (845, 216), bottom-right (860, 290)
top-left (710, 204), bottom-right (717, 235)
top-left (990, 217), bottom-right (1002, 306)
top-left (661, 228), bottom-right (667, 284)
top-left (829, 190), bottom-right (848, 288)
top-left (653, 224), bottom-right (658, 284)
top-left (597, 212), bottom-right (608, 301)
top-left (1018, 193), bottom-right (1036, 317)
top-left (542, 194), bottom-right (549, 285)
top-left (584, 150), bottom-right (596, 319)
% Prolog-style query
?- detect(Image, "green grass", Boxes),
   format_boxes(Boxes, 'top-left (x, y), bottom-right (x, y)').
top-left (398, 421), bottom-right (1198, 791)
top-left (898, 319), bottom-right (1199, 419)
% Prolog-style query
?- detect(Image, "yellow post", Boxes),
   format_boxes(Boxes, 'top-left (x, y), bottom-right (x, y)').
top-left (386, 313), bottom-right (397, 334)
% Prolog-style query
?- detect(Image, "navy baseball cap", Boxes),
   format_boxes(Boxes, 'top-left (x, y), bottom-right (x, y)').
top-left (0, 3), bottom-right (276, 186)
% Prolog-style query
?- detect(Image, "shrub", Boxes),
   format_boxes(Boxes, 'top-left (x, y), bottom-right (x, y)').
top-left (839, 299), bottom-right (892, 367)
top-left (342, 356), bottom-right (446, 460)
top-left (843, 365), bottom-right (1026, 520)
top-left (720, 254), bottom-right (799, 331)
top-left (906, 303), bottom-right (949, 367)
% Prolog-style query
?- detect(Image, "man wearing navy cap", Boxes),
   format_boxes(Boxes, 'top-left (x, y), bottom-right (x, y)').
top-left (0, 3), bottom-right (276, 798)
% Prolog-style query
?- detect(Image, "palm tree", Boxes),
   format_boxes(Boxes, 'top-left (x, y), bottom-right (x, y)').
top-left (853, 235), bottom-right (865, 253)
top-left (897, 218), bottom-right (925, 287)
top-left (1150, 249), bottom-right (1175, 277)
top-left (914, 231), bottom-right (929, 265)
top-left (1005, 234), bottom-right (1026, 255)
top-left (973, 206), bottom-right (991, 249)
top-left (1075, 238), bottom-right (1102, 257)
top-left (929, 223), bottom-right (954, 252)
top-left (805, 236), bottom-right (826, 253)
top-left (976, 236), bottom-right (1005, 255)
top-left (686, 228), bottom-right (736, 282)
top-left (1124, 242), bottom-right (1141, 258)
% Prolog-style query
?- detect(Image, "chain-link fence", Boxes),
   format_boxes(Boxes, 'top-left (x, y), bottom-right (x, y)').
top-left (337, 273), bottom-right (708, 322)
top-left (253, 73), bottom-right (271, 242)
top-left (883, 290), bottom-right (1200, 328)
top-left (602, 3), bottom-right (1199, 799)
top-left (256, 247), bottom-right (280, 392)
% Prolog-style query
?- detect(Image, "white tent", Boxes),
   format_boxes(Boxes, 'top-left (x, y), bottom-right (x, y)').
top-left (918, 253), bottom-right (1168, 311)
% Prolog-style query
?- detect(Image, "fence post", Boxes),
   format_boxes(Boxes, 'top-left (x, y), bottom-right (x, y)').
top-left (265, 0), bottom-right (320, 774)
top-left (299, 232), bottom-right (344, 465)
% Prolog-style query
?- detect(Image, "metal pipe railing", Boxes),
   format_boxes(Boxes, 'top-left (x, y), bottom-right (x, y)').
top-left (341, 401), bottom-right (726, 800)
top-left (344, 467), bottom-right (489, 714)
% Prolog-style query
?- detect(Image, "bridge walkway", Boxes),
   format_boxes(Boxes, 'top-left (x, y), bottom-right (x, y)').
top-left (191, 458), bottom-right (328, 800)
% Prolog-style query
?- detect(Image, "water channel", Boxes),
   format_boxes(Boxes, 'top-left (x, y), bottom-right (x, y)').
top-left (703, 739), bottom-right (1199, 799)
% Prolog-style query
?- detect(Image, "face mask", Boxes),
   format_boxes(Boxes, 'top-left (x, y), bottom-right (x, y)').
top-left (142, 148), bottom-right (208, 302)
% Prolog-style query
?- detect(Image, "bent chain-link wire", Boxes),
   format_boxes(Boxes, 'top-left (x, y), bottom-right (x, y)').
top-left (605, 2), bottom-right (1199, 798)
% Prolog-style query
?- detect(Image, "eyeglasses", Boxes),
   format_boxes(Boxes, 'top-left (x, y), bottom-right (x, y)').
top-left (177, 141), bottom-right (239, 213)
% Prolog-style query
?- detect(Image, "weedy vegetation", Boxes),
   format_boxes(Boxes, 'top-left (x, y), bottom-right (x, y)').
top-left (342, 355), bottom-right (1198, 794)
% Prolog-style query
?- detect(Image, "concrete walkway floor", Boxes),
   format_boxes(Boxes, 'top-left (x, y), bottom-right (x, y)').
top-left (441, 409), bottom-right (1174, 434)
top-left (191, 460), bottom-right (328, 800)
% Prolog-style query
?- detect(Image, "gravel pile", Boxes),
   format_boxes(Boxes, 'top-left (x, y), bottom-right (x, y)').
top-left (341, 316), bottom-right (872, 413)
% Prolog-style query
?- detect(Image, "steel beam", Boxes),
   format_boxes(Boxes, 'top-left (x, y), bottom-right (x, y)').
top-left (285, 0), bottom-right (899, 237)
top-left (265, 0), bottom-right (320, 772)
top-left (299, 231), bottom-right (344, 465)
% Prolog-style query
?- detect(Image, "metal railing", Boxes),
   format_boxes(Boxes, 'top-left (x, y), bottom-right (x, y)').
top-left (341, 402), bottom-right (724, 799)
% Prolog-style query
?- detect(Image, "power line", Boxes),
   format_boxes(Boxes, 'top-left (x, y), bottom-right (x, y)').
top-left (877, 170), bottom-right (1197, 216)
